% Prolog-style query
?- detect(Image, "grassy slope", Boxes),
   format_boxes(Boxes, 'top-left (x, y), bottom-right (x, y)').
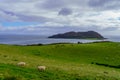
top-left (0, 42), bottom-right (120, 80)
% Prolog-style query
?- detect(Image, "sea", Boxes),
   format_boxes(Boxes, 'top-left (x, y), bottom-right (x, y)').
top-left (0, 34), bottom-right (120, 45)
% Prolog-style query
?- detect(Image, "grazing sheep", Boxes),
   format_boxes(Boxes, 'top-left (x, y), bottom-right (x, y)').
top-left (17, 62), bottom-right (26, 67)
top-left (37, 66), bottom-right (46, 71)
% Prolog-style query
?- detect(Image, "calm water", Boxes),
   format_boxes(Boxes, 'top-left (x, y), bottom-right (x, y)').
top-left (0, 34), bottom-right (119, 45)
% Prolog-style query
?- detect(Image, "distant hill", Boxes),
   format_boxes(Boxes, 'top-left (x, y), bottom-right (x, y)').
top-left (48, 31), bottom-right (104, 39)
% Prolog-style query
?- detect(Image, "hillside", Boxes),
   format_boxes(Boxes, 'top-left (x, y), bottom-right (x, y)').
top-left (48, 31), bottom-right (104, 39)
top-left (0, 42), bottom-right (120, 80)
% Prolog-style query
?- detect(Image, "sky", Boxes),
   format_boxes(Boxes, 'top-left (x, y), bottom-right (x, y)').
top-left (0, 0), bottom-right (120, 36)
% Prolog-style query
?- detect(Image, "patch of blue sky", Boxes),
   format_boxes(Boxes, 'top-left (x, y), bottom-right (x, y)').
top-left (1, 22), bottom-right (39, 27)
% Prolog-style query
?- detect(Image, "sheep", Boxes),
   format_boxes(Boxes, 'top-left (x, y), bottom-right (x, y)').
top-left (17, 62), bottom-right (26, 67)
top-left (37, 66), bottom-right (46, 71)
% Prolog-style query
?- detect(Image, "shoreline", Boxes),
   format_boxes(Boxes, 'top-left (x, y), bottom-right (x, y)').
top-left (0, 40), bottom-right (114, 46)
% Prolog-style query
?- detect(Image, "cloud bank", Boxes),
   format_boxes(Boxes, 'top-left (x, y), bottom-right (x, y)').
top-left (0, 0), bottom-right (120, 35)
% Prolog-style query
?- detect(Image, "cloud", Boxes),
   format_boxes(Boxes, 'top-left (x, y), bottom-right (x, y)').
top-left (0, 0), bottom-right (35, 3)
top-left (17, 14), bottom-right (50, 22)
top-left (88, 0), bottom-right (120, 10)
top-left (0, 24), bottom-right (3, 29)
top-left (0, 9), bottom-right (51, 22)
top-left (0, 10), bottom-right (19, 22)
top-left (58, 8), bottom-right (72, 16)
top-left (0, 0), bottom-right (120, 35)
top-left (88, 0), bottom-right (110, 7)
top-left (39, 0), bottom-right (65, 10)
top-left (0, 25), bottom-right (119, 36)
top-left (0, 9), bottom-right (15, 16)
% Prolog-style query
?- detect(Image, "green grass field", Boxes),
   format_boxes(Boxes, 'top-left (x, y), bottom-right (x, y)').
top-left (0, 42), bottom-right (120, 80)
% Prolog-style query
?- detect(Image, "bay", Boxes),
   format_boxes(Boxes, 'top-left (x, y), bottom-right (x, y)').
top-left (0, 34), bottom-right (119, 45)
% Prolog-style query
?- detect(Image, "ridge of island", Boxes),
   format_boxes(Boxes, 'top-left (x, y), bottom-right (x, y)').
top-left (48, 31), bottom-right (105, 39)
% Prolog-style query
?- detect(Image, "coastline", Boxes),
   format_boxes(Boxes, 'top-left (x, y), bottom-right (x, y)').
top-left (0, 34), bottom-right (119, 45)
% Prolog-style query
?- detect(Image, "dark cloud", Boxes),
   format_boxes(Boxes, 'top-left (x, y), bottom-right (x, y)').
top-left (36, 0), bottom-right (120, 12)
top-left (88, 0), bottom-right (120, 10)
top-left (88, 0), bottom-right (109, 7)
top-left (0, 10), bottom-right (18, 22)
top-left (0, 9), bottom-right (50, 22)
top-left (0, 9), bottom-right (15, 16)
top-left (36, 0), bottom-right (88, 11)
top-left (17, 14), bottom-right (50, 22)
top-left (39, 0), bottom-right (65, 10)
top-left (58, 8), bottom-right (72, 16)
top-left (0, 0), bottom-right (34, 3)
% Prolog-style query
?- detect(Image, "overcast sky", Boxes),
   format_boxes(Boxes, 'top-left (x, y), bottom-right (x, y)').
top-left (0, 0), bottom-right (120, 36)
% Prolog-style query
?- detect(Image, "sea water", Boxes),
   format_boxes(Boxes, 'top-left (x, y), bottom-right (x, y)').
top-left (0, 34), bottom-right (119, 45)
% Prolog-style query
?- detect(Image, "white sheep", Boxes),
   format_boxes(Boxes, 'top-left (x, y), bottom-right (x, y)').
top-left (17, 62), bottom-right (26, 67)
top-left (37, 66), bottom-right (46, 71)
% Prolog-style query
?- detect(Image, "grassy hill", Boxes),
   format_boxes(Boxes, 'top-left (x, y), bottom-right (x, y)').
top-left (0, 42), bottom-right (120, 80)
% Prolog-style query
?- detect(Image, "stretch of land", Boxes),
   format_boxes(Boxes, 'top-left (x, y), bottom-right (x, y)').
top-left (48, 31), bottom-right (104, 39)
top-left (0, 41), bottom-right (120, 80)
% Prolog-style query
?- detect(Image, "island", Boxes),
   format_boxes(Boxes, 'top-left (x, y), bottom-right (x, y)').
top-left (48, 31), bottom-right (104, 39)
